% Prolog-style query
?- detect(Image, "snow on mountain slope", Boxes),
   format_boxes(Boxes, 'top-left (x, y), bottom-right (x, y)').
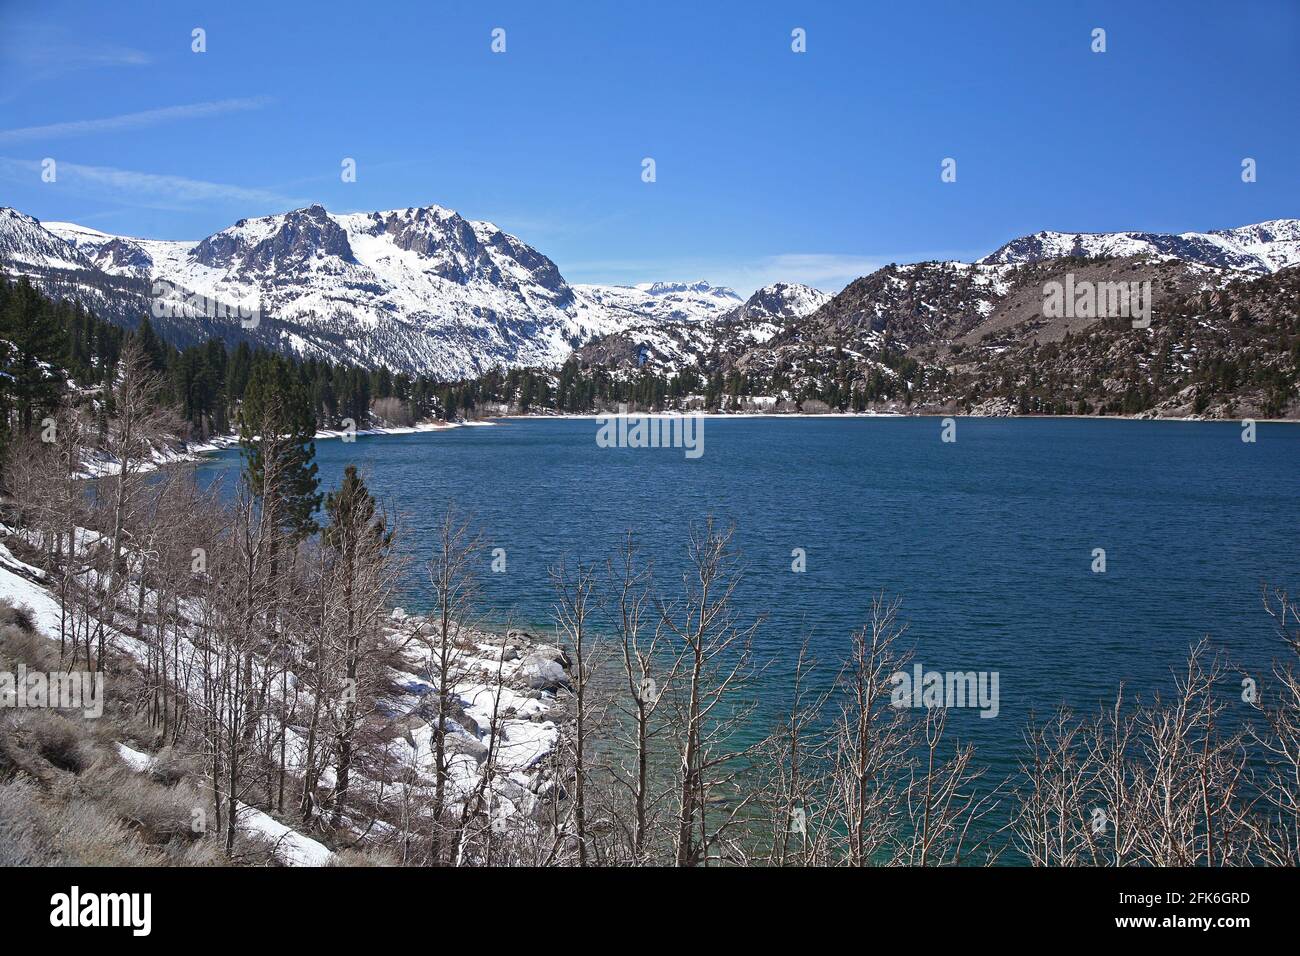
top-left (719, 282), bottom-right (832, 324)
top-left (0, 208), bottom-right (98, 272)
top-left (980, 219), bottom-right (1300, 273)
top-left (29, 204), bottom-right (645, 378)
top-left (8, 206), bottom-right (1299, 380)
top-left (45, 219), bottom-right (194, 277)
top-left (573, 279), bottom-right (743, 326)
top-left (574, 281), bottom-right (831, 372)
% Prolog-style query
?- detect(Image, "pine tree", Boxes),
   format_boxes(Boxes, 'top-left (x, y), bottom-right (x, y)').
top-left (239, 355), bottom-right (321, 538)
top-left (134, 314), bottom-right (168, 373)
top-left (1, 276), bottom-right (68, 436)
top-left (322, 464), bottom-right (391, 826)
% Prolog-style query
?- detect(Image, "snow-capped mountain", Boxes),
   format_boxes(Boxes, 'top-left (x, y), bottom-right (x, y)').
top-left (575, 281), bottom-right (830, 372)
top-left (0, 207), bottom-right (99, 272)
top-left (4, 204), bottom-right (1297, 381)
top-left (575, 217), bottom-right (1300, 378)
top-left (34, 204), bottom-right (635, 377)
top-left (572, 279), bottom-right (743, 325)
top-left (980, 219), bottom-right (1300, 274)
top-left (2, 202), bottom-right (774, 377)
top-left (719, 282), bottom-right (832, 323)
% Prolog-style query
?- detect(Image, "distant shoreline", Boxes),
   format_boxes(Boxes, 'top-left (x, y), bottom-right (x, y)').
top-left (180, 419), bottom-right (500, 462)
top-left (496, 411), bottom-right (1300, 424)
top-left (170, 409), bottom-right (1295, 472)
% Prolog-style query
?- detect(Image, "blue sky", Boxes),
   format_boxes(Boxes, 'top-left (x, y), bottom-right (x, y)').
top-left (1, 0), bottom-right (1296, 295)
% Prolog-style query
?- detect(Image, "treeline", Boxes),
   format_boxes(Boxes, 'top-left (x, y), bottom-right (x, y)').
top-left (435, 347), bottom-right (937, 417)
top-left (0, 276), bottom-right (473, 461)
top-left (433, 361), bottom-right (700, 415)
top-left (440, 270), bottom-right (1300, 420)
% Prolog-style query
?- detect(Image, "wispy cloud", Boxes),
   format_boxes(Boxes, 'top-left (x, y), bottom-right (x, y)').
top-left (0, 97), bottom-right (273, 145)
top-left (6, 41), bottom-right (152, 73)
top-left (0, 158), bottom-right (306, 212)
top-left (47, 46), bottom-right (152, 69)
top-left (0, 36), bottom-right (153, 100)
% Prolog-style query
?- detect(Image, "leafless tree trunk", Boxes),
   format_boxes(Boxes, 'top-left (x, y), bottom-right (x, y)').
top-left (755, 637), bottom-right (835, 866)
top-left (604, 533), bottom-right (675, 864)
top-left (551, 557), bottom-right (599, 865)
top-left (423, 508), bottom-right (481, 865)
top-left (662, 518), bottom-right (764, 866)
top-left (1251, 587), bottom-right (1300, 863)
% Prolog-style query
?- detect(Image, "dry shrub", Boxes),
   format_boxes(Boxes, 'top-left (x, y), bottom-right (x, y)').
top-left (162, 838), bottom-right (227, 866)
top-left (0, 710), bottom-right (101, 779)
top-left (146, 745), bottom-right (201, 786)
top-left (226, 829), bottom-right (286, 867)
top-left (0, 779), bottom-right (164, 866)
top-left (0, 778), bottom-right (51, 865)
top-left (328, 844), bottom-right (401, 866)
top-left (79, 761), bottom-right (203, 845)
top-left (0, 621), bottom-right (59, 671)
top-left (0, 601), bottom-right (36, 635)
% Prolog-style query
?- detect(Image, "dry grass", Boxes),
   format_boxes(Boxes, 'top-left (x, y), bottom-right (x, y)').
top-left (0, 598), bottom-right (235, 865)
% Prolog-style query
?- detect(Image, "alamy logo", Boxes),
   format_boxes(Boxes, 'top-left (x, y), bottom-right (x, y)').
top-left (50, 886), bottom-right (151, 936)
top-left (595, 404), bottom-right (704, 459)
top-left (890, 664), bottom-right (1000, 718)
top-left (0, 665), bottom-right (103, 718)
top-left (1043, 274), bottom-right (1151, 329)
top-left (151, 279), bottom-right (261, 328)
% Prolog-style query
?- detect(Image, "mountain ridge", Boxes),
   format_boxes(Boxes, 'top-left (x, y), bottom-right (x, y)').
top-left (3, 204), bottom-right (1297, 386)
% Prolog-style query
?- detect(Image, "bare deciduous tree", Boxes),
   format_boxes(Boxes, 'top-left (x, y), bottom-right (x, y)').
top-left (661, 518), bottom-right (765, 866)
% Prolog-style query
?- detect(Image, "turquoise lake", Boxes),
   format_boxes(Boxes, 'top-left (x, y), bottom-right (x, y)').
top-left (198, 416), bottom-right (1299, 777)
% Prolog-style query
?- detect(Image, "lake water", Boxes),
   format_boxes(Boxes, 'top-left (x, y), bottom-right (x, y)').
top-left (198, 416), bottom-right (1298, 777)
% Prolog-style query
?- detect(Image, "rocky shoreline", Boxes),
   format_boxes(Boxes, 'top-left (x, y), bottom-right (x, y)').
top-left (381, 610), bottom-right (575, 824)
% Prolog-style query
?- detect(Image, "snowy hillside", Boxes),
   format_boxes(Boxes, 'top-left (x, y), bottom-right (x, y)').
top-left (6, 203), bottom-right (763, 378)
top-left (4, 203), bottom-right (1297, 380)
top-left (38, 204), bottom-right (635, 377)
top-left (575, 281), bottom-right (831, 372)
top-left (0, 207), bottom-right (98, 272)
top-left (979, 219), bottom-right (1300, 273)
top-left (719, 281), bottom-right (832, 323)
top-left (572, 279), bottom-right (744, 325)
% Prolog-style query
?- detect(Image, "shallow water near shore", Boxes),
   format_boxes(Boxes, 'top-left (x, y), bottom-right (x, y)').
top-left (197, 416), bottom-right (1299, 780)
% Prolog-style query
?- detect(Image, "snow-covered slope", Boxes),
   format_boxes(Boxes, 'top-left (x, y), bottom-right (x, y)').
top-left (44, 219), bottom-right (193, 277)
top-left (0, 208), bottom-right (98, 272)
top-left (5, 204), bottom-right (1297, 380)
top-left (575, 282), bottom-right (831, 372)
top-left (720, 282), bottom-right (832, 323)
top-left (980, 219), bottom-right (1300, 273)
top-left (38, 204), bottom-right (636, 377)
top-left (12, 202), bottom-right (766, 376)
top-left (573, 279), bottom-right (743, 325)
top-left (13, 204), bottom-right (760, 377)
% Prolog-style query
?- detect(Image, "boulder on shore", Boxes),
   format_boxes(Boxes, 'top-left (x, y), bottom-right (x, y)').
top-left (519, 651), bottom-right (571, 692)
top-left (529, 644), bottom-right (572, 669)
